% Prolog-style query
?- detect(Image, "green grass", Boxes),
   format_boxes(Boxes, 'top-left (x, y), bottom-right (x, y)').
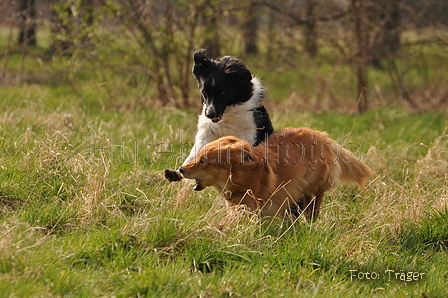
top-left (1, 80), bottom-right (447, 297)
top-left (1, 26), bottom-right (448, 297)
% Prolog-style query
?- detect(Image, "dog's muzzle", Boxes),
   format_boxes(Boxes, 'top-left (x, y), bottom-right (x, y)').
top-left (179, 167), bottom-right (204, 191)
top-left (205, 105), bottom-right (222, 123)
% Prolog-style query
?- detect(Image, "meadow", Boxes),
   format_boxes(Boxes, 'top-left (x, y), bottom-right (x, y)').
top-left (1, 28), bottom-right (448, 297)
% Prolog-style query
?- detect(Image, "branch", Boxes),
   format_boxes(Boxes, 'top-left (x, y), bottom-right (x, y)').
top-left (259, 0), bottom-right (348, 25)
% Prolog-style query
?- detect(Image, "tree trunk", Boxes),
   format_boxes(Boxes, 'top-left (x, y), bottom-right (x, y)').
top-left (370, 0), bottom-right (402, 68)
top-left (244, 3), bottom-right (259, 55)
top-left (304, 0), bottom-right (318, 57)
top-left (18, 0), bottom-right (37, 46)
top-left (383, 0), bottom-right (401, 57)
top-left (202, 0), bottom-right (220, 57)
top-left (352, 0), bottom-right (369, 113)
top-left (265, 7), bottom-right (276, 62)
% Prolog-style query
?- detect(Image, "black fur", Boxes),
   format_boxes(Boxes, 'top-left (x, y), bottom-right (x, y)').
top-left (192, 49), bottom-right (274, 145)
top-left (193, 49), bottom-right (254, 121)
top-left (253, 106), bottom-right (274, 146)
top-left (164, 50), bottom-right (274, 183)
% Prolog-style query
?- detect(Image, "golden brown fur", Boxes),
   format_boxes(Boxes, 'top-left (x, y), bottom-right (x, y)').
top-left (180, 127), bottom-right (373, 220)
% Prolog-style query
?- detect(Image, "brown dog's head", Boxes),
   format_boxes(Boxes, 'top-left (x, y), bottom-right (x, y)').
top-left (179, 136), bottom-right (252, 191)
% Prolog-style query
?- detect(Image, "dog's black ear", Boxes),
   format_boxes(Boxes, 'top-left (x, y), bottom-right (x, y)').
top-left (193, 49), bottom-right (209, 66)
top-left (224, 60), bottom-right (252, 82)
top-left (193, 49), bottom-right (211, 78)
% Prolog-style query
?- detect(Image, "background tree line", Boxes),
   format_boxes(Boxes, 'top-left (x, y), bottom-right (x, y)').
top-left (3, 0), bottom-right (448, 113)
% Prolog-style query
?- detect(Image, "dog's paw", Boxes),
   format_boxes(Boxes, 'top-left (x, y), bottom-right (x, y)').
top-left (164, 169), bottom-right (183, 182)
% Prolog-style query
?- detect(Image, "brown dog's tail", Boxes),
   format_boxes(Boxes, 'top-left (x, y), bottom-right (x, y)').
top-left (336, 144), bottom-right (373, 187)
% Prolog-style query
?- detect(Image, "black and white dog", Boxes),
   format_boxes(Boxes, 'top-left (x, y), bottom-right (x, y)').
top-left (165, 49), bottom-right (274, 182)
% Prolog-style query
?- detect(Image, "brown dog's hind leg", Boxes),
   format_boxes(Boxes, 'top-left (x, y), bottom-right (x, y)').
top-left (304, 193), bottom-right (324, 221)
top-left (164, 169), bottom-right (183, 182)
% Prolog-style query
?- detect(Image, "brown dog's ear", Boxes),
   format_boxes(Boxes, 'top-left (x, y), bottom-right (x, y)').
top-left (228, 140), bottom-right (252, 163)
top-left (216, 136), bottom-right (240, 147)
top-left (213, 136), bottom-right (252, 164)
top-left (241, 140), bottom-right (253, 160)
top-left (223, 58), bottom-right (252, 82)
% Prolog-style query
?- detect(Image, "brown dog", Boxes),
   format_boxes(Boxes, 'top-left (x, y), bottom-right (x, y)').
top-left (179, 127), bottom-right (373, 220)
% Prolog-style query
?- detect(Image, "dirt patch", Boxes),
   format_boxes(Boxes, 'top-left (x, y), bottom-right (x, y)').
top-left (0, 196), bottom-right (29, 213)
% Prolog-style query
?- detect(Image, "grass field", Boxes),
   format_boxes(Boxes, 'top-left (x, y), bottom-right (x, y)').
top-left (1, 28), bottom-right (448, 297)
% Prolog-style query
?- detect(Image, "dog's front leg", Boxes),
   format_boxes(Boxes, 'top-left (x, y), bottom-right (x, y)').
top-left (164, 168), bottom-right (183, 182)
top-left (164, 118), bottom-right (217, 182)
top-left (163, 142), bottom-right (202, 182)
top-left (164, 141), bottom-right (206, 182)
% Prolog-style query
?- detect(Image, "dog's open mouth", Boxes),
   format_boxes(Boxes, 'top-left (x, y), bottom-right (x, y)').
top-left (193, 179), bottom-right (204, 191)
top-left (210, 117), bottom-right (221, 123)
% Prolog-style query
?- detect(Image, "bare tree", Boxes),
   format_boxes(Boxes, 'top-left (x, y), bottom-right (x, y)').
top-left (304, 0), bottom-right (318, 57)
top-left (31, 0), bottom-right (446, 112)
top-left (381, 0), bottom-right (401, 57)
top-left (244, 2), bottom-right (259, 55)
top-left (260, 0), bottom-right (346, 57)
top-left (98, 0), bottom-right (207, 106)
top-left (202, 0), bottom-right (221, 57)
top-left (369, 0), bottom-right (402, 68)
top-left (18, 0), bottom-right (37, 46)
top-left (351, 0), bottom-right (369, 113)
top-left (369, 0), bottom-right (422, 111)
